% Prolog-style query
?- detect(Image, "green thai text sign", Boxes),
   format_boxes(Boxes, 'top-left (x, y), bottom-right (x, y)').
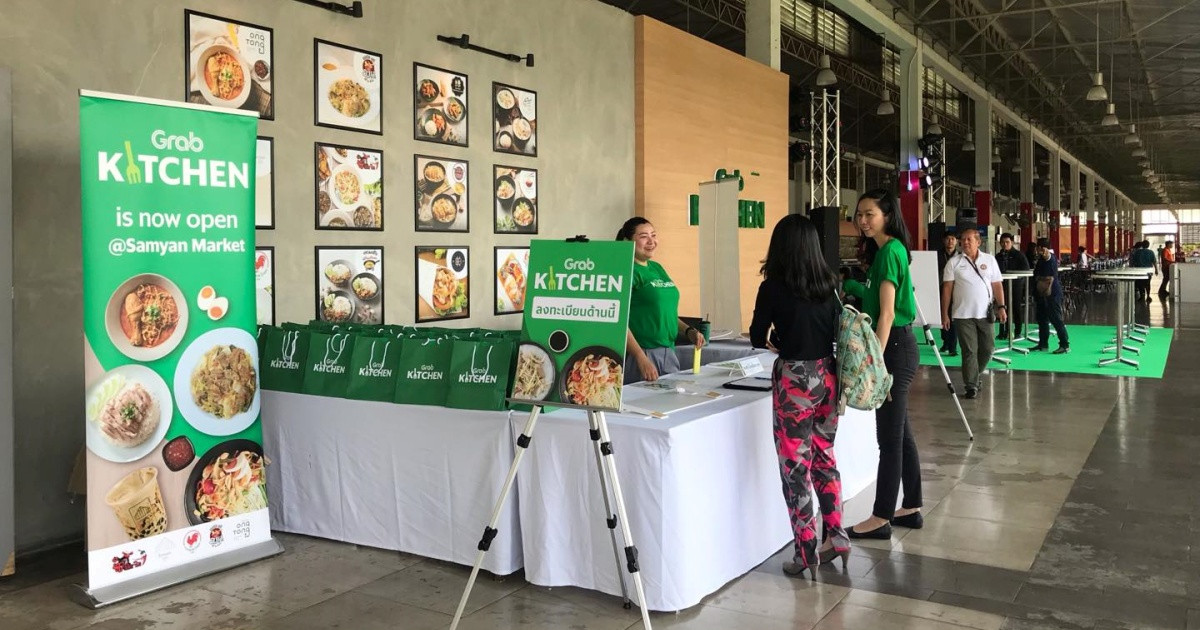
top-left (511, 240), bottom-right (634, 411)
top-left (79, 92), bottom-right (270, 592)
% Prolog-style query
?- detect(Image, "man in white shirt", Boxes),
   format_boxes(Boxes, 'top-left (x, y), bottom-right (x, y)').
top-left (941, 228), bottom-right (1007, 399)
top-left (1076, 246), bottom-right (1091, 269)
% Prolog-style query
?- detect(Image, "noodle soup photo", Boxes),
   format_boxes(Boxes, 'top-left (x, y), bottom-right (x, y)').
top-left (413, 63), bottom-right (468, 147)
top-left (316, 247), bottom-right (384, 325)
top-left (416, 247), bottom-right (470, 322)
top-left (314, 142), bottom-right (383, 231)
top-left (493, 82), bottom-right (537, 156)
top-left (185, 11), bottom-right (273, 119)
top-left (414, 155), bottom-right (468, 232)
top-left (315, 39), bottom-right (382, 134)
top-left (494, 166), bottom-right (538, 234)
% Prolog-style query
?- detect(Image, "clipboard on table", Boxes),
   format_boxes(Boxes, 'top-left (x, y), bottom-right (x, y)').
top-left (722, 375), bottom-right (772, 391)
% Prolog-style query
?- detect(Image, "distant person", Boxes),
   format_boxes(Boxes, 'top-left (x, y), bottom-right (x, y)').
top-left (940, 228), bottom-right (1007, 399)
top-left (1159, 241), bottom-right (1176, 298)
top-left (936, 232), bottom-right (959, 356)
top-left (1131, 241), bottom-right (1157, 302)
top-left (1025, 241), bottom-right (1040, 268)
top-left (750, 214), bottom-right (847, 580)
top-left (1076, 246), bottom-right (1091, 270)
top-left (1033, 238), bottom-right (1069, 354)
top-left (994, 233), bottom-right (1029, 339)
top-left (616, 218), bottom-right (705, 384)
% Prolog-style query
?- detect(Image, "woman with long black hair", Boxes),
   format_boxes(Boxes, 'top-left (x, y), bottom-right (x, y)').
top-left (842, 188), bottom-right (924, 540)
top-left (750, 214), bottom-right (848, 579)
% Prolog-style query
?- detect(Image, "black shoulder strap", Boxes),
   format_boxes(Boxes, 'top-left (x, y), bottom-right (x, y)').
top-left (963, 254), bottom-right (993, 300)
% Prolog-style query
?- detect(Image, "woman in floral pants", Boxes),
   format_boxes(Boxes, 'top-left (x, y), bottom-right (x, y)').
top-left (751, 215), bottom-right (849, 579)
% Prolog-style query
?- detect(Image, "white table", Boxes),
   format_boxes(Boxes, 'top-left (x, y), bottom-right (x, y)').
top-left (261, 392), bottom-right (523, 574)
top-left (512, 355), bottom-right (878, 612)
top-left (1093, 272), bottom-right (1148, 368)
top-left (998, 271), bottom-right (1033, 356)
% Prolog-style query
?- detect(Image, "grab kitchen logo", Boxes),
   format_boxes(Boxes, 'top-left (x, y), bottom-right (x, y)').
top-left (311, 334), bottom-right (348, 374)
top-left (533, 257), bottom-right (623, 294)
top-left (458, 345), bottom-right (498, 384)
top-left (687, 168), bottom-right (766, 229)
top-left (96, 130), bottom-right (250, 189)
top-left (358, 340), bottom-right (393, 378)
top-left (407, 363), bottom-right (444, 381)
top-left (269, 331), bottom-right (302, 371)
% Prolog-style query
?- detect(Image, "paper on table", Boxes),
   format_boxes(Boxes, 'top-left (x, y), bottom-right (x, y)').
top-left (622, 390), bottom-right (730, 418)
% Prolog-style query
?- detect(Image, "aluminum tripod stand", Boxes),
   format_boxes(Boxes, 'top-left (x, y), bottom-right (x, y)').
top-left (913, 296), bottom-right (974, 440)
top-left (448, 404), bottom-right (653, 629)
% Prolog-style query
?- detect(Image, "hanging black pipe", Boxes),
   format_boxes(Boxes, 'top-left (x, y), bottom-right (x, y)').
top-left (292, 0), bottom-right (363, 18)
top-left (437, 34), bottom-right (534, 67)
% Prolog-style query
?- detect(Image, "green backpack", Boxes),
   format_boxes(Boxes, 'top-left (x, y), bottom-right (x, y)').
top-left (835, 304), bottom-right (892, 413)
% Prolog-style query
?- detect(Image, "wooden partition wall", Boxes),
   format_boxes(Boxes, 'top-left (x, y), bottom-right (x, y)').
top-left (635, 17), bottom-right (789, 331)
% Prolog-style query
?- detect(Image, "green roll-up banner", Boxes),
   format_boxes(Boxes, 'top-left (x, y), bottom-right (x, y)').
top-left (79, 91), bottom-right (279, 603)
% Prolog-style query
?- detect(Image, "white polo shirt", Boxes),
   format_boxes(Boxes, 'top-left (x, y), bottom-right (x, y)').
top-left (942, 251), bottom-right (1003, 319)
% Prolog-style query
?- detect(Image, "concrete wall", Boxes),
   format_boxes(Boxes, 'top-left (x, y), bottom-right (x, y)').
top-left (0, 0), bottom-right (634, 552)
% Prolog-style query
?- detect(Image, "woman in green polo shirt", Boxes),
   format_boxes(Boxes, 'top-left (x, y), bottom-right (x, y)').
top-left (842, 189), bottom-right (924, 541)
top-left (617, 218), bottom-right (705, 383)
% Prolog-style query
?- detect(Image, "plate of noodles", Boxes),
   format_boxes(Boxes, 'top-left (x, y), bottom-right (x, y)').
top-left (197, 44), bottom-right (252, 109)
top-left (512, 343), bottom-right (556, 402)
top-left (320, 71), bottom-right (379, 127)
top-left (185, 439), bottom-right (268, 525)
top-left (558, 346), bottom-right (624, 409)
top-left (173, 328), bottom-right (260, 437)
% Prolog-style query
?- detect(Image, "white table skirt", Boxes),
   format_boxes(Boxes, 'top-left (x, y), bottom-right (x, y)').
top-left (261, 392), bottom-right (522, 575)
top-left (512, 357), bottom-right (878, 612)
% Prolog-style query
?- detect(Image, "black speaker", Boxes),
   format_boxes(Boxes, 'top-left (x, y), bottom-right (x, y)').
top-left (928, 221), bottom-right (946, 250)
top-left (808, 206), bottom-right (840, 271)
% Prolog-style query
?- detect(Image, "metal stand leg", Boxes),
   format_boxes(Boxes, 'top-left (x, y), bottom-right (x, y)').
top-left (592, 411), bottom-right (653, 630)
top-left (913, 300), bottom-right (974, 440)
top-left (1099, 281), bottom-right (1139, 369)
top-left (587, 411), bottom-right (631, 609)
top-left (450, 407), bottom-right (542, 630)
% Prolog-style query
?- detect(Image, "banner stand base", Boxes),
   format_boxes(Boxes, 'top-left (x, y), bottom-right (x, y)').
top-left (69, 538), bottom-right (285, 609)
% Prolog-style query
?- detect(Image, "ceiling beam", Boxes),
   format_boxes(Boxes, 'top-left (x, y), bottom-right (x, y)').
top-left (921, 0), bottom-right (1117, 24)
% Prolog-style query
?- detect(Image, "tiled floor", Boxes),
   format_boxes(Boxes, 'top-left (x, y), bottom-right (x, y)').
top-left (3, 289), bottom-right (1199, 629)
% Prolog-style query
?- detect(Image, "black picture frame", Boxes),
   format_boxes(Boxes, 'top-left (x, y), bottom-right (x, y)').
top-left (314, 141), bottom-right (385, 232)
top-left (255, 246), bottom-right (276, 326)
top-left (492, 81), bottom-right (537, 157)
top-left (413, 62), bottom-right (469, 148)
top-left (314, 38), bottom-right (383, 135)
top-left (414, 154), bottom-right (469, 233)
top-left (494, 246), bottom-right (530, 316)
top-left (185, 10), bottom-right (275, 120)
top-left (414, 246), bottom-right (471, 323)
top-left (493, 164), bottom-right (539, 234)
top-left (315, 246), bottom-right (385, 324)
top-left (256, 136), bottom-right (276, 229)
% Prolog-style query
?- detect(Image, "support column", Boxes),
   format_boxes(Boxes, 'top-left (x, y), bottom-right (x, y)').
top-left (745, 0), bottom-right (781, 70)
top-left (974, 99), bottom-right (992, 226)
top-left (1019, 129), bottom-right (1034, 245)
top-left (1049, 153), bottom-right (1061, 252)
top-left (898, 43), bottom-right (923, 170)
top-left (1085, 173), bottom-right (1096, 254)
top-left (1069, 161), bottom-right (1081, 255)
top-left (1097, 183), bottom-right (1108, 256)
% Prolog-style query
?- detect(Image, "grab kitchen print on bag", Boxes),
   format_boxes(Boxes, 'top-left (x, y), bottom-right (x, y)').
top-left (446, 337), bottom-right (515, 411)
top-left (394, 336), bottom-right (453, 407)
top-left (261, 327), bottom-right (311, 393)
top-left (302, 331), bottom-right (354, 398)
top-left (345, 335), bottom-right (403, 402)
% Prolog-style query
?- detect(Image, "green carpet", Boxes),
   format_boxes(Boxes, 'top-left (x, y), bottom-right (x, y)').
top-left (918, 324), bottom-right (1173, 379)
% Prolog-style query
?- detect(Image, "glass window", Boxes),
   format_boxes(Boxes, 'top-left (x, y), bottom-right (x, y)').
top-left (882, 48), bottom-right (899, 86)
top-left (781, 0), bottom-right (849, 56)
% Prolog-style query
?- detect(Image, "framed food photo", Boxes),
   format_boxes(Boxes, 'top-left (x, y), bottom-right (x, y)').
top-left (413, 63), bottom-right (468, 147)
top-left (314, 142), bottom-right (383, 231)
top-left (314, 39), bottom-right (382, 134)
top-left (315, 247), bottom-right (384, 325)
top-left (494, 247), bottom-right (530, 315)
top-left (415, 246), bottom-right (469, 322)
top-left (493, 82), bottom-right (536, 156)
top-left (494, 165), bottom-right (538, 234)
top-left (255, 136), bottom-right (275, 228)
top-left (185, 10), bottom-right (274, 120)
top-left (414, 155), bottom-right (468, 233)
top-left (254, 247), bottom-right (275, 326)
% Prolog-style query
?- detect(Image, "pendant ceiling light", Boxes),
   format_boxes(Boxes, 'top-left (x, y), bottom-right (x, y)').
top-left (1132, 147), bottom-right (1147, 158)
top-left (963, 132), bottom-right (976, 152)
top-left (992, 147), bottom-right (1002, 164)
top-left (928, 113), bottom-right (943, 136)
top-left (814, 3), bottom-right (836, 87)
top-left (1124, 124), bottom-right (1139, 145)
top-left (1101, 102), bottom-right (1119, 126)
top-left (1142, 168), bottom-right (1154, 178)
top-left (876, 87), bottom-right (894, 116)
top-left (1086, 7), bottom-right (1107, 101)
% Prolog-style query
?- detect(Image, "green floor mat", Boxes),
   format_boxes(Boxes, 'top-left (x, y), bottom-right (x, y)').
top-left (919, 324), bottom-right (1173, 379)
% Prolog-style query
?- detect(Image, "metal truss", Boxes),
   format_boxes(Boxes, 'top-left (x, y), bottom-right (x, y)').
top-left (810, 90), bottom-right (841, 210)
top-left (928, 136), bottom-right (947, 223)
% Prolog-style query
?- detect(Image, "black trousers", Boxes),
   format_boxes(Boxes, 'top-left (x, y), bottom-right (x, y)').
top-left (1036, 296), bottom-right (1069, 348)
top-left (1160, 265), bottom-right (1172, 294)
top-left (872, 326), bottom-right (922, 520)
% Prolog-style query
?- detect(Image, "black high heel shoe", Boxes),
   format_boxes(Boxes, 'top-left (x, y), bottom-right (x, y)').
top-left (818, 546), bottom-right (851, 569)
top-left (890, 512), bottom-right (924, 529)
top-left (847, 523), bottom-right (892, 540)
top-left (782, 561), bottom-right (817, 580)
